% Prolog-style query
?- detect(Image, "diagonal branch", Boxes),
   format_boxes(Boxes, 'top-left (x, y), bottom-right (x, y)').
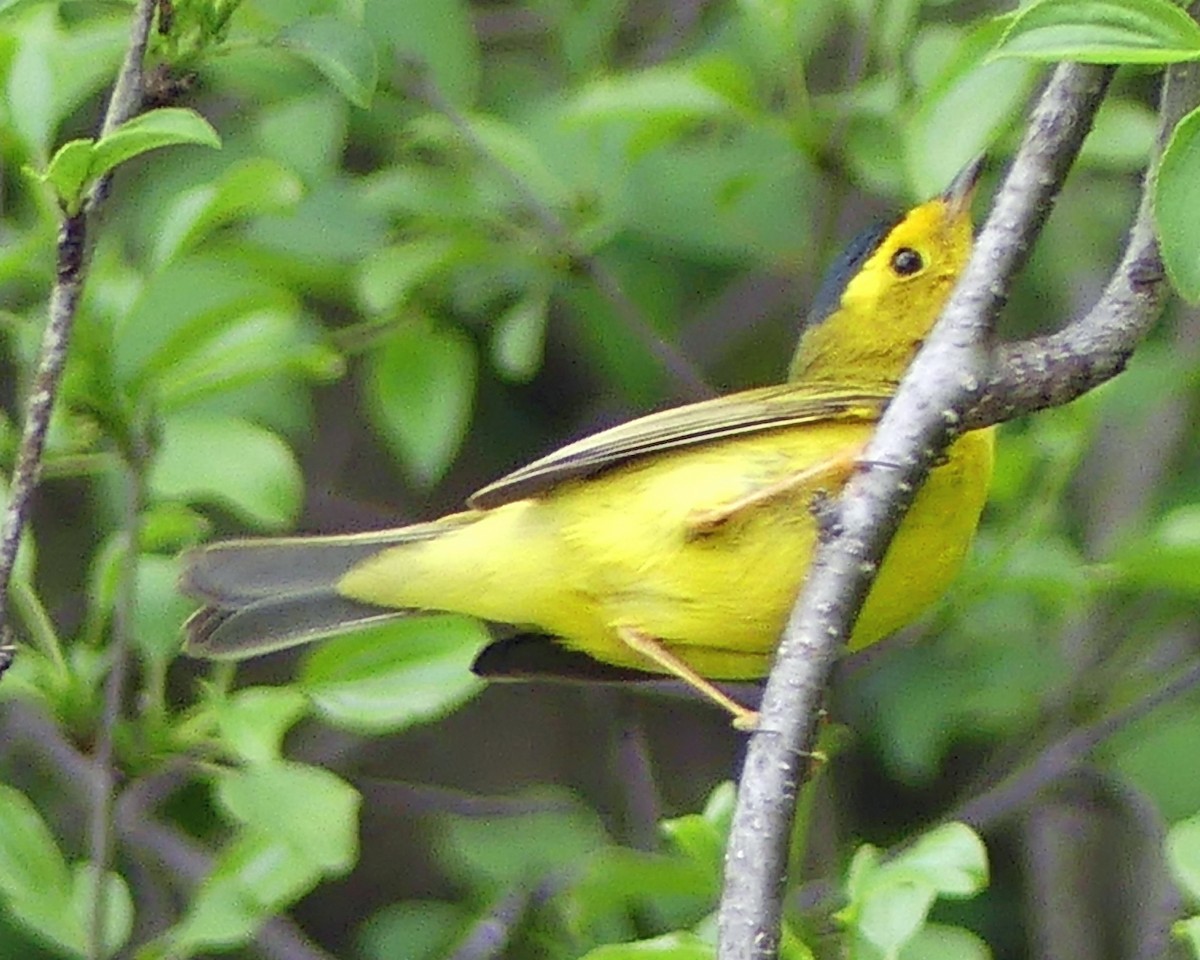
top-left (714, 54), bottom-right (1179, 959)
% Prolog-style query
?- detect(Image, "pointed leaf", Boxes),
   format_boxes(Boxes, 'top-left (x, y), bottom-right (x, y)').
top-left (90, 108), bottom-right (220, 179)
top-left (491, 291), bottom-right (549, 382)
top-left (364, 324), bottom-right (477, 487)
top-left (995, 0), bottom-right (1200, 64)
top-left (69, 864), bottom-right (133, 959)
top-left (39, 138), bottom-right (94, 212)
top-left (1168, 815), bottom-right (1200, 903)
top-left (1156, 106), bottom-right (1200, 302)
top-left (153, 157), bottom-right (304, 266)
top-left (278, 16), bottom-right (379, 108)
top-left (148, 415), bottom-right (303, 529)
top-left (301, 616), bottom-right (486, 733)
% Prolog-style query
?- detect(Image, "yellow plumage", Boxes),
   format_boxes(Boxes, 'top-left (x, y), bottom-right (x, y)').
top-left (181, 160), bottom-right (993, 726)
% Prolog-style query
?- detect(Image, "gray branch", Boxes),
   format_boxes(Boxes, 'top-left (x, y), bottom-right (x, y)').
top-left (714, 49), bottom-right (1199, 959)
top-left (0, 0), bottom-right (157, 649)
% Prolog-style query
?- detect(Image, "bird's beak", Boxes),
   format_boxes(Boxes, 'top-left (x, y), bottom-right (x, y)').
top-left (942, 155), bottom-right (985, 216)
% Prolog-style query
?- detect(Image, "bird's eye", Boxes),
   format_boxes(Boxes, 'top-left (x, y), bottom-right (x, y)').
top-left (890, 248), bottom-right (924, 276)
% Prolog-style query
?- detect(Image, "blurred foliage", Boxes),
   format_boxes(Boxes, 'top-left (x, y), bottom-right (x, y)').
top-left (2, 0), bottom-right (1200, 956)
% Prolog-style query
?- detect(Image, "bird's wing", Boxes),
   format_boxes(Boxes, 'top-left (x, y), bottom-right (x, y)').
top-left (468, 382), bottom-right (890, 508)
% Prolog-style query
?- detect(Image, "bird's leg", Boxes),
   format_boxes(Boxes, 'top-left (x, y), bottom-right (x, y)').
top-left (617, 626), bottom-right (759, 730)
top-left (687, 447), bottom-right (861, 536)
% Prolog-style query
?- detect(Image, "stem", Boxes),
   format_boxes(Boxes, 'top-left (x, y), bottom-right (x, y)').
top-left (0, 0), bottom-right (157, 658)
top-left (87, 451), bottom-right (144, 960)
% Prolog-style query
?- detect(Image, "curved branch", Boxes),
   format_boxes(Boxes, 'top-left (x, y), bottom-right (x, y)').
top-left (965, 59), bottom-right (1200, 428)
top-left (717, 60), bottom-right (1125, 960)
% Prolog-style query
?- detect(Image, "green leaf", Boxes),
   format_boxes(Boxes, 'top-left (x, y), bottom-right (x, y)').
top-left (90, 108), bottom-right (221, 180)
top-left (1081, 98), bottom-right (1159, 171)
top-left (68, 863), bottom-right (133, 959)
top-left (7, 8), bottom-right (60, 158)
top-left (580, 932), bottom-right (715, 959)
top-left (167, 834), bottom-right (317, 952)
top-left (217, 762), bottom-right (360, 872)
top-left (359, 901), bottom-right (471, 960)
top-left (278, 17), bottom-right (379, 108)
top-left (1176, 915), bottom-right (1200, 958)
top-left (365, 0), bottom-right (480, 107)
top-left (152, 157), bottom-right (304, 266)
top-left (994, 0), bottom-right (1200, 64)
top-left (491, 291), bottom-right (549, 382)
top-left (659, 787), bottom-right (735, 880)
top-left (888, 823), bottom-right (989, 898)
top-left (255, 93), bottom-right (349, 184)
top-left (702, 781), bottom-right (736, 835)
top-left (1111, 504), bottom-right (1200, 594)
top-left (167, 763), bottom-right (359, 955)
top-left (364, 324), bottom-right (477, 487)
top-left (213, 687), bottom-right (310, 765)
top-left (899, 924), bottom-right (992, 960)
top-left (565, 65), bottom-right (742, 128)
top-left (40, 139), bottom-right (94, 212)
top-left (1156, 106), bottom-right (1200, 302)
top-left (132, 553), bottom-right (197, 664)
top-left (855, 875), bottom-right (937, 957)
top-left (907, 20), bottom-right (1037, 197)
top-left (356, 238), bottom-right (461, 315)
top-left (1168, 815), bottom-right (1200, 903)
top-left (149, 414), bottom-right (303, 530)
top-left (140, 502), bottom-right (210, 553)
top-left (841, 826), bottom-right (989, 959)
top-left (114, 254), bottom-right (298, 394)
top-left (152, 307), bottom-right (332, 414)
top-left (0, 784), bottom-right (81, 953)
top-left (438, 792), bottom-right (609, 886)
top-left (301, 616), bottom-right (486, 733)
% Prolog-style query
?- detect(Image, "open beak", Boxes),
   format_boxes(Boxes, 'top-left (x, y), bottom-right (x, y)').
top-left (942, 155), bottom-right (985, 216)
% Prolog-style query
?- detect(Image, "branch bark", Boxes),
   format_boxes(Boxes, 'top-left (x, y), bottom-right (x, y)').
top-left (0, 0), bottom-right (158, 658)
top-left (717, 48), bottom-right (1199, 959)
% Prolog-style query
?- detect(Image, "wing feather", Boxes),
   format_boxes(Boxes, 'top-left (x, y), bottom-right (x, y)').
top-left (469, 382), bottom-right (889, 508)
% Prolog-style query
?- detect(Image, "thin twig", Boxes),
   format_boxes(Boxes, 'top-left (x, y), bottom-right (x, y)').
top-left (87, 454), bottom-right (144, 959)
top-left (790, 630), bottom-right (1200, 916)
top-left (950, 653), bottom-right (1200, 830)
top-left (399, 60), bottom-right (713, 401)
top-left (445, 885), bottom-right (532, 960)
top-left (0, 0), bottom-right (157, 658)
top-left (967, 46), bottom-right (1200, 429)
top-left (717, 61), bottom-right (1121, 960)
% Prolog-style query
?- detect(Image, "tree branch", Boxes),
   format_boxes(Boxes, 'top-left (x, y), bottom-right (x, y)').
top-left (716, 57), bottom-right (1159, 959)
top-left (966, 60), bottom-right (1197, 427)
top-left (0, 0), bottom-right (157, 661)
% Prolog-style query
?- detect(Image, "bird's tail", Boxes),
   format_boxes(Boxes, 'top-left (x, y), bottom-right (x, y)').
top-left (180, 514), bottom-right (476, 659)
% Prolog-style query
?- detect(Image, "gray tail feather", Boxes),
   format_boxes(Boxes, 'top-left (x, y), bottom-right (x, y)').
top-left (185, 591), bottom-right (412, 659)
top-left (180, 519), bottom-right (464, 607)
top-left (179, 520), bottom-right (470, 659)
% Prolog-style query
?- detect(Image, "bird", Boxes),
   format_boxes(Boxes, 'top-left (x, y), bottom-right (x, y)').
top-left (180, 159), bottom-right (993, 730)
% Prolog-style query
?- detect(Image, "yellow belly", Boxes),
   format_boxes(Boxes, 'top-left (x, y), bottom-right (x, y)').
top-left (338, 425), bottom-right (994, 679)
